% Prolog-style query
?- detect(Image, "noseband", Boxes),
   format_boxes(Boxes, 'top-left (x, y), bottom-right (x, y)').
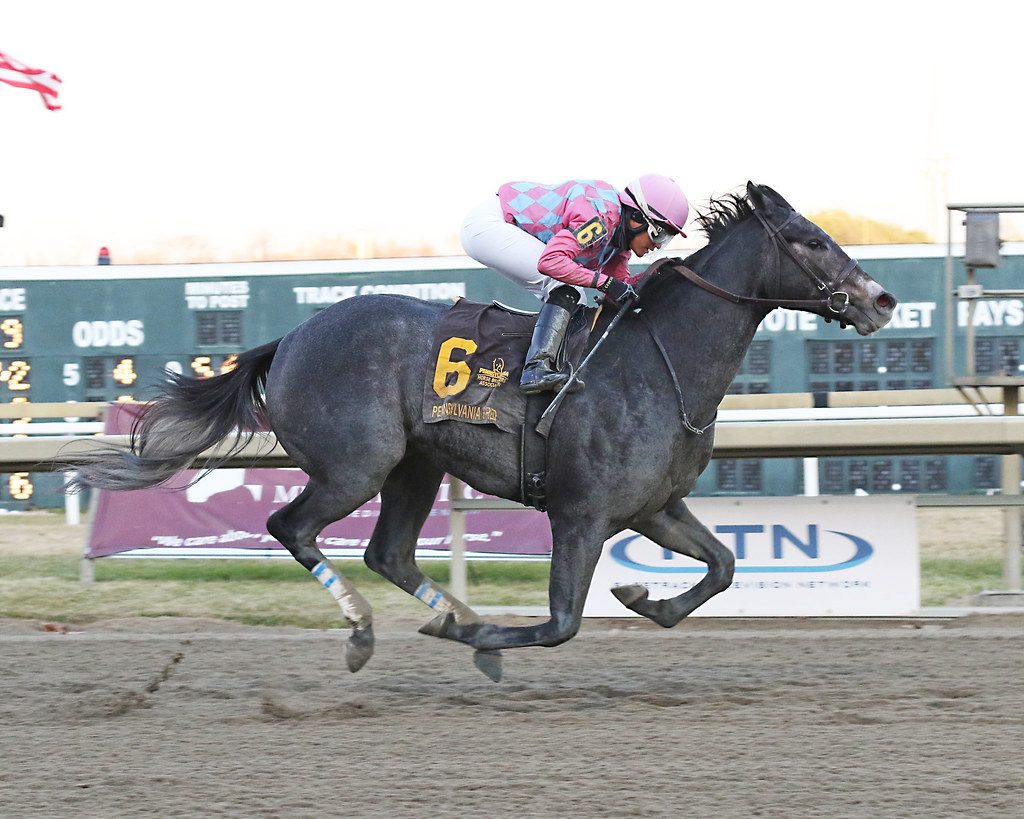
top-left (674, 210), bottom-right (859, 316)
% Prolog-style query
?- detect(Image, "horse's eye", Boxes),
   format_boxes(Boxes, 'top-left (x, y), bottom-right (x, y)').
top-left (806, 239), bottom-right (824, 250)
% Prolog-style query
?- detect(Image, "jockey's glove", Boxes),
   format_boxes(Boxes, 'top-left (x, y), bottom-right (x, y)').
top-left (600, 277), bottom-right (638, 306)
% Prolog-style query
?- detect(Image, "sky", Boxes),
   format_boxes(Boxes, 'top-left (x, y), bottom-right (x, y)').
top-left (1, 0), bottom-right (1023, 265)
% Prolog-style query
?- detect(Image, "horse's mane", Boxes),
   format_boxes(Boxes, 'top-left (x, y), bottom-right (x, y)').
top-left (693, 191), bottom-right (755, 244)
top-left (638, 189), bottom-right (759, 298)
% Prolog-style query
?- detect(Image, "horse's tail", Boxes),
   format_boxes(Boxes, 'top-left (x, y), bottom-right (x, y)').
top-left (62, 338), bottom-right (281, 491)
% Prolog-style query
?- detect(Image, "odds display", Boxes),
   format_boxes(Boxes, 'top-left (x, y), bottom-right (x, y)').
top-left (0, 262), bottom-right (478, 508)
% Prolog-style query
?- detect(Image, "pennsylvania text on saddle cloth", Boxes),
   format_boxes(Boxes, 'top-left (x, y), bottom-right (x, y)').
top-left (422, 298), bottom-right (591, 434)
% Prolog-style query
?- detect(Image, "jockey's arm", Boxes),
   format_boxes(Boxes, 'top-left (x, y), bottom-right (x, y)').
top-left (537, 230), bottom-right (603, 288)
top-left (538, 233), bottom-right (633, 290)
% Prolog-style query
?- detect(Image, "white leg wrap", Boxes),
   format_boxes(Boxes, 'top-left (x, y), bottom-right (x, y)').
top-left (414, 580), bottom-right (480, 624)
top-left (312, 561), bottom-right (372, 629)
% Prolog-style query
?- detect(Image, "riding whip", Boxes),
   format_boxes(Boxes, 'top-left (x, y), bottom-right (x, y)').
top-left (534, 258), bottom-right (675, 438)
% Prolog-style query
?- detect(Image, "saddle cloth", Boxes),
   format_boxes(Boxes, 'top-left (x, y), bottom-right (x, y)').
top-left (422, 298), bottom-right (592, 434)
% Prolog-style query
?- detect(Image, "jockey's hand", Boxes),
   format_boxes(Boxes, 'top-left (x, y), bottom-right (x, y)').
top-left (601, 277), bottom-right (638, 306)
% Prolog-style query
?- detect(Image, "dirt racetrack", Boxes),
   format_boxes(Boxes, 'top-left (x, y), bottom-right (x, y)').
top-left (1, 613), bottom-right (1021, 818)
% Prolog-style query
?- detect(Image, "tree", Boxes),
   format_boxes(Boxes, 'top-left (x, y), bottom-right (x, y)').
top-left (808, 210), bottom-right (931, 245)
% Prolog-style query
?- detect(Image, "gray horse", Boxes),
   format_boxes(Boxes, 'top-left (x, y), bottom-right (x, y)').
top-left (63, 183), bottom-right (895, 681)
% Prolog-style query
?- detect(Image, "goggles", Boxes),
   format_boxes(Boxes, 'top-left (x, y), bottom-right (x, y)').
top-left (646, 220), bottom-right (677, 249)
top-left (626, 182), bottom-right (679, 249)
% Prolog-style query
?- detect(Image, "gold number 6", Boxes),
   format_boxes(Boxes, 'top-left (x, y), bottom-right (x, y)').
top-left (432, 337), bottom-right (478, 398)
top-left (576, 221), bottom-right (605, 246)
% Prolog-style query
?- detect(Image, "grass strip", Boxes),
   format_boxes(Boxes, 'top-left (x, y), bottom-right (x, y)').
top-left (0, 555), bottom-right (550, 627)
top-left (919, 557), bottom-right (1004, 607)
top-left (1, 552), bottom-right (1010, 626)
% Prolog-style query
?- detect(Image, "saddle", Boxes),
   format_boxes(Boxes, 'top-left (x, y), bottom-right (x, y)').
top-left (422, 298), bottom-right (595, 510)
top-left (422, 259), bottom-right (676, 511)
top-left (422, 298), bottom-right (593, 433)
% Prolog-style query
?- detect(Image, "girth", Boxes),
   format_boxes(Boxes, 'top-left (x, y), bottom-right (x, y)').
top-left (520, 391), bottom-right (552, 511)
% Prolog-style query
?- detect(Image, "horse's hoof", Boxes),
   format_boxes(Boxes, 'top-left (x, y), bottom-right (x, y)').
top-left (344, 625), bottom-right (374, 673)
top-left (418, 612), bottom-right (454, 639)
top-left (473, 649), bottom-right (503, 683)
top-left (611, 583), bottom-right (649, 607)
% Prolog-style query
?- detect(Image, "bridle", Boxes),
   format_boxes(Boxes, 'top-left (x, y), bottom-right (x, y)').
top-left (673, 209), bottom-right (859, 317)
top-left (632, 209), bottom-right (861, 436)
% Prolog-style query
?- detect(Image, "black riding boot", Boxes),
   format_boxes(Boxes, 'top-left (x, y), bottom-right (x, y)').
top-left (520, 288), bottom-right (580, 395)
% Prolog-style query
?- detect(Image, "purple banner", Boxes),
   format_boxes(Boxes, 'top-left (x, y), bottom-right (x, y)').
top-left (87, 405), bottom-right (552, 559)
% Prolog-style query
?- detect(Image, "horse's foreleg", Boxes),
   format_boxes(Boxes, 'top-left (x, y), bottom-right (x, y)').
top-left (423, 513), bottom-right (606, 652)
top-left (611, 498), bottom-right (736, 626)
top-left (266, 479), bottom-right (383, 672)
top-left (363, 455), bottom-right (503, 681)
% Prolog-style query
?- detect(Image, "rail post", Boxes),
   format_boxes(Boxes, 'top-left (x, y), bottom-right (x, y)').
top-left (63, 472), bottom-right (80, 525)
top-left (448, 476), bottom-right (468, 602)
top-left (1001, 386), bottom-right (1023, 591)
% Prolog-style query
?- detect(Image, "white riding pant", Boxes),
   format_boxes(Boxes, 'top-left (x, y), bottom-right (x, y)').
top-left (460, 197), bottom-right (584, 304)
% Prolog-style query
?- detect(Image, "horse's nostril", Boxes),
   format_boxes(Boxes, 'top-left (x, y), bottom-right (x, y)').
top-left (876, 292), bottom-right (896, 312)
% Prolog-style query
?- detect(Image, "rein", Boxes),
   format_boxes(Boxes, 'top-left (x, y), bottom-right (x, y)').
top-left (538, 214), bottom-right (861, 438)
top-left (673, 210), bottom-right (859, 316)
top-left (634, 209), bottom-right (860, 436)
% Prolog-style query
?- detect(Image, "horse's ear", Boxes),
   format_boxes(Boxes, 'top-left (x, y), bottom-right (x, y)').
top-left (746, 181), bottom-right (772, 212)
top-left (760, 184), bottom-right (795, 210)
top-left (748, 182), bottom-right (795, 211)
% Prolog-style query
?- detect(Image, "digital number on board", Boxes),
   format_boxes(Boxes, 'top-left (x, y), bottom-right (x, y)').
top-left (0, 317), bottom-right (24, 350)
top-left (0, 359), bottom-right (30, 392)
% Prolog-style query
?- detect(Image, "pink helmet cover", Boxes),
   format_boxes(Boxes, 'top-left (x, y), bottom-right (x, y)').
top-left (620, 174), bottom-right (690, 236)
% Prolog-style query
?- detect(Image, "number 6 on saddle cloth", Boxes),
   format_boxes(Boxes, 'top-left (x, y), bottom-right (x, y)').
top-left (421, 297), bottom-right (594, 512)
top-left (422, 298), bottom-right (591, 426)
top-left (421, 260), bottom-right (671, 510)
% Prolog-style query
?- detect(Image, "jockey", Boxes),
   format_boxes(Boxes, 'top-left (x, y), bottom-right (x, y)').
top-left (461, 175), bottom-right (690, 393)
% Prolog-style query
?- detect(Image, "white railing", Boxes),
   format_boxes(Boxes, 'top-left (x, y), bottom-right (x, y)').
top-left (1, 393), bottom-right (1021, 595)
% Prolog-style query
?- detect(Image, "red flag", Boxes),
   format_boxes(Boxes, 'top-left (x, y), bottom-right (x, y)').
top-left (0, 50), bottom-right (62, 110)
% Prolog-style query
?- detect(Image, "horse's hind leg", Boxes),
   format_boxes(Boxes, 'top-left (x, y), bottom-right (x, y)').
top-left (266, 479), bottom-right (383, 672)
top-left (611, 498), bottom-right (736, 627)
top-left (362, 454), bottom-right (503, 681)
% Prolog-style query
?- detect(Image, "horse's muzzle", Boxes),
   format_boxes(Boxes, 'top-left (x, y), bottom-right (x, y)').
top-left (847, 275), bottom-right (896, 335)
top-left (875, 291), bottom-right (897, 314)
